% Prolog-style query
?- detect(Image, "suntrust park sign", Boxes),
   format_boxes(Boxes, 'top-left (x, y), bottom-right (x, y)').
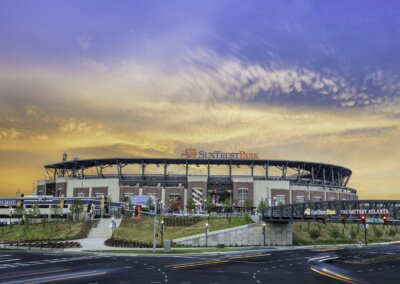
top-left (181, 148), bottom-right (259, 160)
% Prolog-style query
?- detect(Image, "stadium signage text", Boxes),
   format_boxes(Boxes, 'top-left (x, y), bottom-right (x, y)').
top-left (304, 208), bottom-right (336, 216)
top-left (340, 209), bottom-right (389, 215)
top-left (181, 148), bottom-right (259, 160)
top-left (0, 199), bottom-right (17, 206)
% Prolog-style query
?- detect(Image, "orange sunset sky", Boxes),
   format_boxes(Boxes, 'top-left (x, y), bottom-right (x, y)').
top-left (0, 1), bottom-right (399, 199)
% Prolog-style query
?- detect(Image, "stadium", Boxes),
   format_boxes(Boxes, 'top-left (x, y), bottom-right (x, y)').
top-left (35, 149), bottom-right (358, 212)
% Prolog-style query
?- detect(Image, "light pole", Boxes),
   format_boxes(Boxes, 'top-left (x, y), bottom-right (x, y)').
top-left (160, 220), bottom-right (164, 247)
top-left (262, 223), bottom-right (266, 246)
top-left (153, 196), bottom-right (158, 252)
top-left (9, 208), bottom-right (13, 228)
top-left (273, 196), bottom-right (277, 206)
top-left (205, 223), bottom-right (209, 247)
top-left (204, 199), bottom-right (207, 212)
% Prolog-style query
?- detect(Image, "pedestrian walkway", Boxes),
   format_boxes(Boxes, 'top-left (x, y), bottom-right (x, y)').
top-left (88, 218), bottom-right (121, 238)
top-left (66, 218), bottom-right (123, 252)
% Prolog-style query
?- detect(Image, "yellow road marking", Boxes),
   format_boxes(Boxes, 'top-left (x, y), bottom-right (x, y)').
top-left (312, 248), bottom-right (343, 252)
top-left (310, 267), bottom-right (358, 284)
top-left (228, 253), bottom-right (271, 260)
top-left (0, 269), bottom-right (70, 280)
top-left (166, 260), bottom-right (230, 269)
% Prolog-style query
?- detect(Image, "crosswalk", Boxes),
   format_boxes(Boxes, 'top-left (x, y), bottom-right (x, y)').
top-left (0, 255), bottom-right (110, 269)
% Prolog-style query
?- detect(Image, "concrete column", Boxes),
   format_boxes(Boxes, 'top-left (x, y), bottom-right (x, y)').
top-left (184, 187), bottom-right (188, 212)
top-left (139, 187), bottom-right (143, 195)
top-left (161, 186), bottom-right (166, 204)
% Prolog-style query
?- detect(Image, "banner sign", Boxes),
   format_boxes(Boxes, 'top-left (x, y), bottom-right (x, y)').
top-left (304, 208), bottom-right (336, 216)
top-left (0, 199), bottom-right (17, 206)
top-left (181, 148), bottom-right (259, 160)
top-left (340, 209), bottom-right (389, 215)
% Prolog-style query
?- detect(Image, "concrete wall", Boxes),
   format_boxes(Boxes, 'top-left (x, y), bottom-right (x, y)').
top-left (173, 222), bottom-right (292, 247)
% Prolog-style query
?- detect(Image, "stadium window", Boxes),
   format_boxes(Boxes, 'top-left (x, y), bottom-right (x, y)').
top-left (276, 195), bottom-right (285, 205)
top-left (295, 196), bottom-right (305, 203)
top-left (169, 194), bottom-right (180, 201)
top-left (238, 188), bottom-right (248, 206)
top-left (314, 196), bottom-right (322, 201)
top-left (94, 192), bottom-right (103, 197)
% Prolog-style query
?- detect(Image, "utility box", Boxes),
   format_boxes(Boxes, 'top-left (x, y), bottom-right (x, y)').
top-left (163, 240), bottom-right (171, 252)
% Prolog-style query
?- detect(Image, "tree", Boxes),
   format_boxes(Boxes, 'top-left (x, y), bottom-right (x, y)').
top-left (330, 227), bottom-right (340, 244)
top-left (13, 206), bottom-right (25, 224)
top-left (27, 203), bottom-right (41, 224)
top-left (309, 228), bottom-right (321, 243)
top-left (186, 198), bottom-right (196, 213)
top-left (222, 198), bottom-right (231, 212)
top-left (70, 199), bottom-right (84, 221)
top-left (257, 200), bottom-right (268, 214)
top-left (146, 197), bottom-right (155, 211)
top-left (350, 226), bottom-right (357, 240)
top-left (243, 200), bottom-right (252, 212)
top-left (51, 204), bottom-right (62, 222)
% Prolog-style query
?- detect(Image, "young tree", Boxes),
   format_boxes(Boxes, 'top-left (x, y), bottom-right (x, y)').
top-left (146, 196), bottom-right (155, 211)
top-left (51, 204), bottom-right (62, 222)
top-left (28, 203), bottom-right (41, 224)
top-left (185, 198), bottom-right (196, 213)
top-left (13, 205), bottom-right (25, 224)
top-left (243, 200), bottom-right (252, 212)
top-left (257, 200), bottom-right (268, 214)
top-left (350, 226), bottom-right (357, 240)
top-left (70, 199), bottom-right (84, 221)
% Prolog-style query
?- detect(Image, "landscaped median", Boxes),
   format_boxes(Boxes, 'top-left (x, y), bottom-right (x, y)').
top-left (0, 220), bottom-right (98, 242)
top-left (293, 221), bottom-right (400, 245)
top-left (107, 215), bottom-right (254, 248)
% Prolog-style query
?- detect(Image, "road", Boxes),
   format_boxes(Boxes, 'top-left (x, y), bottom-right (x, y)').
top-left (1, 244), bottom-right (400, 283)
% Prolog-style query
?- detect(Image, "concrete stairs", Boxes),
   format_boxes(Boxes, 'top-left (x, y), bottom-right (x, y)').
top-left (87, 218), bottom-right (122, 239)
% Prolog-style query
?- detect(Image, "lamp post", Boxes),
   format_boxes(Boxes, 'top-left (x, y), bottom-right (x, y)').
top-left (205, 223), bottom-right (209, 247)
top-left (153, 196), bottom-right (158, 252)
top-left (9, 208), bottom-right (13, 228)
top-left (204, 199), bottom-right (207, 212)
top-left (160, 220), bottom-right (164, 247)
top-left (273, 196), bottom-right (277, 206)
top-left (262, 223), bottom-right (266, 246)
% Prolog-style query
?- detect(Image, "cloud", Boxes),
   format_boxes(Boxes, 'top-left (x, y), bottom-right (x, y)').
top-left (78, 34), bottom-right (91, 50)
top-left (0, 128), bottom-right (22, 139)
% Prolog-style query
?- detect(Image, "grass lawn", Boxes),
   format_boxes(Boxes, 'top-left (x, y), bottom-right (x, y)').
top-left (293, 221), bottom-right (400, 245)
top-left (113, 215), bottom-right (254, 243)
top-left (0, 221), bottom-right (87, 241)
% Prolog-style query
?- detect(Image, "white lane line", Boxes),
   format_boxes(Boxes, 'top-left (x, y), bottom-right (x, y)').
top-left (0, 259), bottom-right (20, 263)
top-left (240, 271), bottom-right (249, 274)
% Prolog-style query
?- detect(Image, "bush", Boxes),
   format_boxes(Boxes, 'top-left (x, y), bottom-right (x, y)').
top-left (309, 228), bottom-right (321, 243)
top-left (388, 227), bottom-right (396, 237)
top-left (373, 227), bottom-right (383, 238)
top-left (330, 228), bottom-right (340, 243)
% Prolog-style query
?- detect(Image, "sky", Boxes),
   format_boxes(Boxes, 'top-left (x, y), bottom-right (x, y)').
top-left (0, 0), bottom-right (399, 199)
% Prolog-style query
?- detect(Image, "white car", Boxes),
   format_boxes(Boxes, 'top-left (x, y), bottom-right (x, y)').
top-left (172, 211), bottom-right (188, 217)
top-left (193, 211), bottom-right (209, 217)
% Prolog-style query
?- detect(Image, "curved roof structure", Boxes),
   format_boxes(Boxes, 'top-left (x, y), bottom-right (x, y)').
top-left (44, 157), bottom-right (352, 189)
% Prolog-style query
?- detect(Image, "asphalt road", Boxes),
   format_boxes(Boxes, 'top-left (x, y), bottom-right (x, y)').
top-left (1, 244), bottom-right (400, 284)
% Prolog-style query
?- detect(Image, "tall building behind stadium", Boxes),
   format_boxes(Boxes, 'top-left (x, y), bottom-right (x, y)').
top-left (35, 149), bottom-right (358, 210)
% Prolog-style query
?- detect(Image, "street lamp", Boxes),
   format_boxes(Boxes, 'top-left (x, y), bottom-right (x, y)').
top-left (160, 220), bottom-right (164, 247)
top-left (273, 196), bottom-right (277, 206)
top-left (205, 223), bottom-right (209, 247)
top-left (204, 199), bottom-right (207, 212)
top-left (9, 207), bottom-right (13, 228)
top-left (153, 196), bottom-right (158, 252)
top-left (262, 223), bottom-right (266, 246)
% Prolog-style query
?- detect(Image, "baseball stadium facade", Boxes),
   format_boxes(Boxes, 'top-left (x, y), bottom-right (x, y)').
top-left (36, 152), bottom-right (358, 211)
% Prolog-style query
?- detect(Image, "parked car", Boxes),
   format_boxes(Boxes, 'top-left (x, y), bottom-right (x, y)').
top-left (193, 211), bottom-right (209, 217)
top-left (172, 211), bottom-right (189, 217)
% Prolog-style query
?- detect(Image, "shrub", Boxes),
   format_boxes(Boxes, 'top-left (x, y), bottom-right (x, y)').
top-left (350, 227), bottom-right (357, 240)
top-left (373, 227), bottom-right (383, 238)
top-left (309, 228), bottom-right (321, 243)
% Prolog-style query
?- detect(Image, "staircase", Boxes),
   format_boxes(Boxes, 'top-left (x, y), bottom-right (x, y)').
top-left (87, 218), bottom-right (122, 239)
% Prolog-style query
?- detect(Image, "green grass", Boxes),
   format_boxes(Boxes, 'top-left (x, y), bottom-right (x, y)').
top-left (293, 221), bottom-right (400, 245)
top-left (0, 221), bottom-right (86, 241)
top-left (113, 216), bottom-right (254, 243)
